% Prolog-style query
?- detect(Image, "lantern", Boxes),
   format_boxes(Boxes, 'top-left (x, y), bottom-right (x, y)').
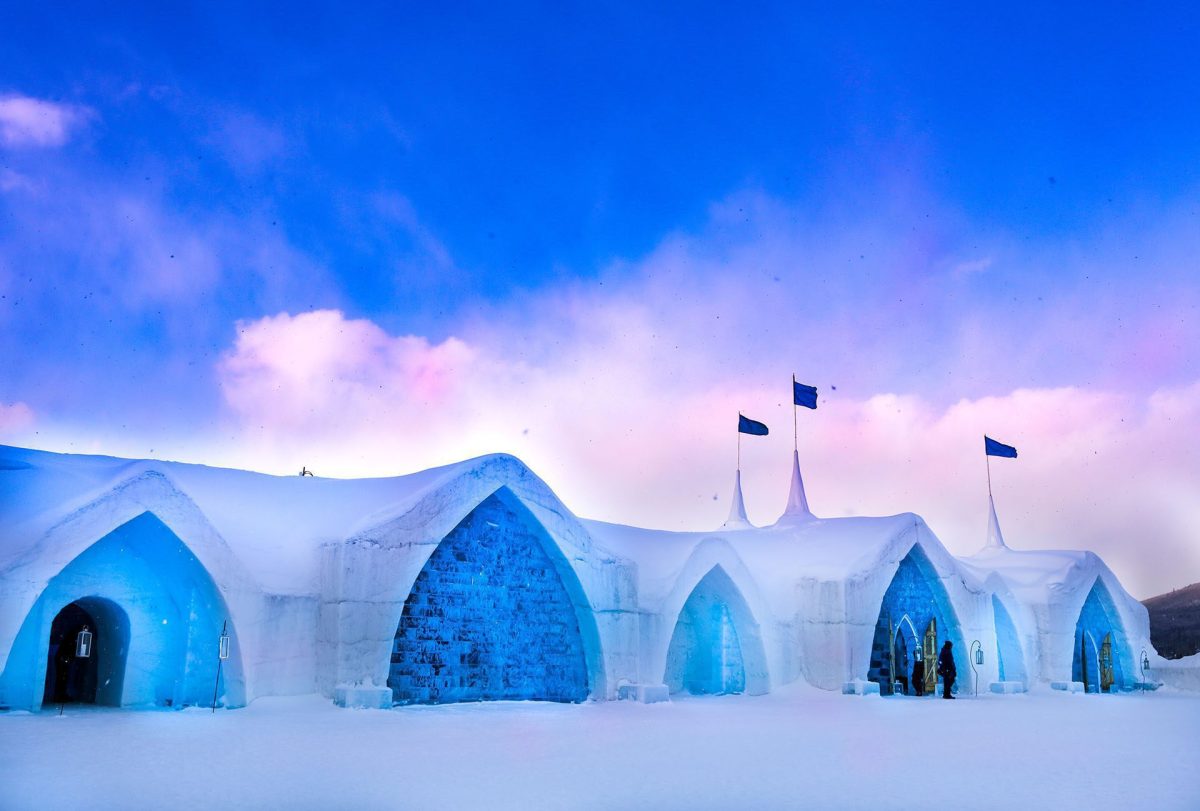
top-left (218, 627), bottom-right (231, 661)
top-left (1141, 652), bottom-right (1150, 673)
top-left (75, 625), bottom-right (93, 658)
top-left (974, 647), bottom-right (984, 666)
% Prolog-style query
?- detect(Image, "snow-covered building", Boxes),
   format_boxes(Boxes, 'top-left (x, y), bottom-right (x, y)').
top-left (0, 444), bottom-right (1156, 712)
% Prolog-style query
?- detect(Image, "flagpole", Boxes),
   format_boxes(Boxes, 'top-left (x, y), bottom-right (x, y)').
top-left (792, 374), bottom-right (798, 452)
top-left (737, 412), bottom-right (742, 471)
top-left (986, 450), bottom-right (993, 499)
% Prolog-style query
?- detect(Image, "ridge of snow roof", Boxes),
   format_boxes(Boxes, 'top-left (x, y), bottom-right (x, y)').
top-left (583, 511), bottom-right (929, 579)
top-left (581, 511), bottom-right (951, 616)
top-left (0, 445), bottom-right (539, 593)
top-left (959, 543), bottom-right (1101, 602)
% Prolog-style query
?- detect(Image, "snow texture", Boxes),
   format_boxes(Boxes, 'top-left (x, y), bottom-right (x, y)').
top-left (0, 688), bottom-right (1197, 811)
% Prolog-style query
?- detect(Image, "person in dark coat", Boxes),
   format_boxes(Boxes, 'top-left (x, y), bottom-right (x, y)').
top-left (937, 641), bottom-right (956, 699)
top-left (912, 657), bottom-right (925, 697)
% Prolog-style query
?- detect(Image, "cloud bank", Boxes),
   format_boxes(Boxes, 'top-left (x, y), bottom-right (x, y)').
top-left (214, 305), bottom-right (1200, 599)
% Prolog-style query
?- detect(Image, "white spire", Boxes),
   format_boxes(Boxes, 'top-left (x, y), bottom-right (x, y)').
top-left (774, 450), bottom-right (814, 526)
top-left (721, 469), bottom-right (754, 530)
top-left (983, 493), bottom-right (1008, 551)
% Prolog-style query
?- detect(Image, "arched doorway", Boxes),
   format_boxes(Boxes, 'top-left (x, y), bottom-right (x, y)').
top-left (869, 546), bottom-right (964, 696)
top-left (387, 492), bottom-right (591, 705)
top-left (42, 598), bottom-right (130, 706)
top-left (663, 566), bottom-right (767, 697)
top-left (1072, 579), bottom-right (1128, 693)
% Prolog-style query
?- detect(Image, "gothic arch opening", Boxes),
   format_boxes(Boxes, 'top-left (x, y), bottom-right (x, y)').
top-left (387, 490), bottom-right (597, 705)
top-left (1072, 578), bottom-right (1130, 693)
top-left (992, 595), bottom-right (1027, 686)
top-left (663, 565), bottom-right (768, 697)
top-left (1, 512), bottom-right (245, 711)
top-left (869, 545), bottom-right (964, 696)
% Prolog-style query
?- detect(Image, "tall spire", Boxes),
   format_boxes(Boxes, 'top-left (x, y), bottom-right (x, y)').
top-left (983, 493), bottom-right (1008, 551)
top-left (774, 449), bottom-right (814, 526)
top-left (721, 469), bottom-right (754, 530)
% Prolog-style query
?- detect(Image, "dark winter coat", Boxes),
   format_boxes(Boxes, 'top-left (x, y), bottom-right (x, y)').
top-left (937, 645), bottom-right (956, 679)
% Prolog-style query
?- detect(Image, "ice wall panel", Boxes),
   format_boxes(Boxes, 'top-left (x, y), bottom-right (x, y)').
top-left (388, 494), bottom-right (588, 704)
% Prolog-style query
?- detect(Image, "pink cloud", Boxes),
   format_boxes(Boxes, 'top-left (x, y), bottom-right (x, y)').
top-left (211, 307), bottom-right (1200, 599)
top-left (218, 310), bottom-right (476, 440)
top-left (0, 95), bottom-right (92, 148)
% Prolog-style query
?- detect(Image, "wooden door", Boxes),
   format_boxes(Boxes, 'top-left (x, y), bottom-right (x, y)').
top-left (923, 618), bottom-right (938, 695)
top-left (1099, 633), bottom-right (1114, 692)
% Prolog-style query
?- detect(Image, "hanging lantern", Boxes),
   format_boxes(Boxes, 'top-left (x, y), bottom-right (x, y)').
top-left (974, 647), bottom-right (984, 666)
top-left (915, 648), bottom-right (922, 662)
top-left (75, 625), bottom-right (93, 658)
top-left (218, 627), bottom-right (231, 661)
top-left (1142, 653), bottom-right (1150, 673)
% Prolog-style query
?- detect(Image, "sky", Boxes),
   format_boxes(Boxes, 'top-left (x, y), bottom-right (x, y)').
top-left (1, 4), bottom-right (1198, 598)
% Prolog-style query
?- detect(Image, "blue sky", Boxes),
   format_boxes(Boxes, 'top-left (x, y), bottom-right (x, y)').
top-left (1, 5), bottom-right (1198, 596)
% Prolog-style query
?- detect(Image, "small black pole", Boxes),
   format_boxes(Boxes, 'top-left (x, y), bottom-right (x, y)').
top-left (211, 619), bottom-right (227, 714)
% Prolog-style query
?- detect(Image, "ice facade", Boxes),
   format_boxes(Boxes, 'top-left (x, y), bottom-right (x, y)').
top-left (388, 494), bottom-right (588, 704)
top-left (0, 444), bottom-right (1167, 712)
top-left (664, 566), bottom-right (747, 695)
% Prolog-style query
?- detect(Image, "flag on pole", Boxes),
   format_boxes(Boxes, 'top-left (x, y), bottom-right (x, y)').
top-left (793, 381), bottom-right (818, 410)
top-left (984, 436), bottom-right (1018, 458)
top-left (738, 415), bottom-right (769, 436)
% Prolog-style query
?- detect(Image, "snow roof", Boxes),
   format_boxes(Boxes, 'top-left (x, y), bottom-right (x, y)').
top-left (956, 498), bottom-right (1143, 625)
top-left (582, 509), bottom-right (954, 617)
top-left (0, 444), bottom-right (552, 595)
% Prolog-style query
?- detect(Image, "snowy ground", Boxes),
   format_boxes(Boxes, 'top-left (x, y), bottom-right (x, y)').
top-left (2, 685), bottom-right (1197, 811)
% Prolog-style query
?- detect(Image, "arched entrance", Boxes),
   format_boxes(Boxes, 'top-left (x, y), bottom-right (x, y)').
top-left (869, 546), bottom-right (964, 696)
top-left (387, 492), bottom-right (591, 705)
top-left (1072, 579), bottom-right (1128, 693)
top-left (0, 512), bottom-right (244, 711)
top-left (663, 565), bottom-right (767, 697)
top-left (992, 595), bottom-right (1027, 686)
top-left (42, 599), bottom-right (130, 706)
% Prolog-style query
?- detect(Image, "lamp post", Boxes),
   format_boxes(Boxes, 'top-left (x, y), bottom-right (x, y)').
top-left (969, 640), bottom-right (983, 697)
top-left (1140, 648), bottom-right (1150, 694)
top-left (212, 620), bottom-right (230, 713)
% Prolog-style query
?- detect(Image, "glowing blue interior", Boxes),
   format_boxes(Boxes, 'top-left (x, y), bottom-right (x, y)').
top-left (992, 595), bottom-right (1027, 685)
top-left (1071, 578), bottom-right (1130, 693)
top-left (387, 492), bottom-right (589, 705)
top-left (664, 566), bottom-right (748, 696)
top-left (869, 545), bottom-right (964, 695)
top-left (0, 512), bottom-right (244, 711)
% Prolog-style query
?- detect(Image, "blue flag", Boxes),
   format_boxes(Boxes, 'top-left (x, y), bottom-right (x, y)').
top-left (984, 436), bottom-right (1018, 458)
top-left (738, 415), bottom-right (769, 436)
top-left (793, 381), bottom-right (818, 409)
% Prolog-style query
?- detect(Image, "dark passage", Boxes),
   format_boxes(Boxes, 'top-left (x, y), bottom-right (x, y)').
top-left (43, 602), bottom-right (99, 705)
